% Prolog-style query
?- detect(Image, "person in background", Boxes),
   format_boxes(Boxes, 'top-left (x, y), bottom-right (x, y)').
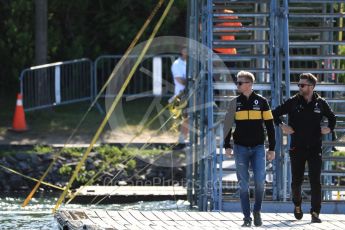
top-left (171, 45), bottom-right (188, 143)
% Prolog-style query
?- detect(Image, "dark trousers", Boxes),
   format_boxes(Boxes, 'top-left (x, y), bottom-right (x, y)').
top-left (289, 147), bottom-right (322, 214)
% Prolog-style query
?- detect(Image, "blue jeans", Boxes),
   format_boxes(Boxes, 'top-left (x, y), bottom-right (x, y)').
top-left (234, 144), bottom-right (266, 219)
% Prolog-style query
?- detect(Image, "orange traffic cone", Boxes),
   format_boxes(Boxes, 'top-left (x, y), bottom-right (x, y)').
top-left (12, 93), bottom-right (27, 132)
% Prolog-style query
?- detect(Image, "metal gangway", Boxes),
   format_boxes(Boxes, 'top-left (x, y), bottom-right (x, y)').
top-left (186, 0), bottom-right (345, 211)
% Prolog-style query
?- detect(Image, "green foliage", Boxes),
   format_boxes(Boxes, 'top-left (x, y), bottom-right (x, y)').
top-left (61, 148), bottom-right (84, 157)
top-left (76, 167), bottom-right (96, 184)
top-left (0, 0), bottom-right (187, 92)
top-left (126, 159), bottom-right (136, 171)
top-left (0, 0), bottom-right (34, 90)
top-left (332, 151), bottom-right (345, 169)
top-left (33, 145), bottom-right (53, 154)
top-left (96, 145), bottom-right (122, 158)
top-left (59, 164), bottom-right (72, 175)
top-left (333, 151), bottom-right (345, 156)
top-left (56, 145), bottom-right (165, 184)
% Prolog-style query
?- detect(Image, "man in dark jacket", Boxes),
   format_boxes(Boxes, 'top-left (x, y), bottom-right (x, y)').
top-left (272, 73), bottom-right (336, 223)
top-left (223, 71), bottom-right (275, 227)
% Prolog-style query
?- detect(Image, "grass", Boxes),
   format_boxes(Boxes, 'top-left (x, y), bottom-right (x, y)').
top-left (0, 96), bottom-right (176, 138)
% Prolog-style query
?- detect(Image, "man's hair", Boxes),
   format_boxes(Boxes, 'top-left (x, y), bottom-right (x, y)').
top-left (236, 71), bottom-right (255, 83)
top-left (299, 73), bottom-right (317, 86)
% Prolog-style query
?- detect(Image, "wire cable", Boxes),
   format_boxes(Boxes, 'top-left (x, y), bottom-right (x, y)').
top-left (22, 0), bottom-right (165, 208)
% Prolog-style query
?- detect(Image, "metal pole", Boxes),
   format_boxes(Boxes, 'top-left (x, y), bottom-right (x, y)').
top-left (206, 0), bottom-right (214, 211)
top-left (283, 0), bottom-right (290, 201)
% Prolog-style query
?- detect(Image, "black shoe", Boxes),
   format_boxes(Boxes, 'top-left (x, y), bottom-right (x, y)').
top-left (294, 206), bottom-right (303, 220)
top-left (311, 212), bottom-right (322, 223)
top-left (253, 211), bottom-right (262, 226)
top-left (241, 217), bottom-right (252, 227)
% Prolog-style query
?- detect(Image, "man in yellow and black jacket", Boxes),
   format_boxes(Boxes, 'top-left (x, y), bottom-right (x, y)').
top-left (223, 71), bottom-right (275, 227)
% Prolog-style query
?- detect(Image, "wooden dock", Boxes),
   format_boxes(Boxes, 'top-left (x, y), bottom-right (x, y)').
top-left (55, 209), bottom-right (345, 229)
top-left (69, 186), bottom-right (187, 204)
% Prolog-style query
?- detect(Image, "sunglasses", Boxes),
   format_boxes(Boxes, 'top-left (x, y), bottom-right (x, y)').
top-left (298, 83), bottom-right (313, 88)
top-left (236, 81), bottom-right (251, 86)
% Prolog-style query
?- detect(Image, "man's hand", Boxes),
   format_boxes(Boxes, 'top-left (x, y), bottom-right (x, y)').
top-left (280, 123), bottom-right (295, 134)
top-left (225, 148), bottom-right (233, 158)
top-left (266, 150), bottom-right (275, 161)
top-left (321, 127), bottom-right (331, 135)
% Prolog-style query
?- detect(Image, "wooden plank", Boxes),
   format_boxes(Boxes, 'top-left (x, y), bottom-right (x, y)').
top-left (266, 220), bottom-right (295, 228)
top-left (67, 210), bottom-right (95, 228)
top-left (141, 211), bottom-right (161, 221)
top-left (195, 220), bottom-right (217, 227)
top-left (75, 186), bottom-right (187, 196)
top-left (56, 211), bottom-right (84, 230)
top-left (129, 210), bottom-right (150, 221)
top-left (119, 210), bottom-right (149, 229)
top-left (162, 211), bottom-right (184, 221)
top-left (208, 212), bottom-right (228, 221)
top-left (320, 213), bottom-right (345, 221)
top-left (197, 212), bottom-right (221, 221)
top-left (319, 220), bottom-right (344, 230)
top-left (275, 213), bottom-right (295, 222)
top-left (322, 214), bottom-right (340, 221)
top-left (325, 220), bottom-right (345, 229)
top-left (273, 214), bottom-right (295, 227)
top-left (151, 211), bottom-right (173, 221)
top-left (151, 223), bottom-right (171, 230)
top-left (223, 220), bottom-right (241, 228)
top-left (310, 222), bottom-right (331, 230)
top-left (95, 210), bottom-right (128, 230)
top-left (107, 210), bottom-right (132, 229)
top-left (185, 221), bottom-right (204, 227)
top-left (208, 220), bottom-right (232, 228)
top-left (185, 212), bottom-right (208, 221)
top-left (218, 212), bottom-right (243, 221)
top-left (172, 211), bottom-right (196, 221)
top-left (123, 224), bottom-right (142, 230)
top-left (84, 210), bottom-right (113, 229)
top-left (264, 213), bottom-right (290, 227)
top-left (56, 209), bottom-right (345, 230)
top-left (262, 213), bottom-right (291, 228)
top-left (294, 220), bottom-right (323, 230)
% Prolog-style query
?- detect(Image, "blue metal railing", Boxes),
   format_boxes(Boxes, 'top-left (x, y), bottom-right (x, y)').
top-left (19, 58), bottom-right (93, 111)
top-left (93, 54), bottom-right (177, 98)
top-left (19, 54), bottom-right (178, 112)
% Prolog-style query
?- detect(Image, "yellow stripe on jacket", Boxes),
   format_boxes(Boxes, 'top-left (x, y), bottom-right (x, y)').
top-left (263, 110), bottom-right (273, 120)
top-left (235, 110), bottom-right (263, 120)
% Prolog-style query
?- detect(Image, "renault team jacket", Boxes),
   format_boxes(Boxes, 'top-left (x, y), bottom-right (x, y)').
top-left (272, 92), bottom-right (336, 149)
top-left (223, 92), bottom-right (276, 151)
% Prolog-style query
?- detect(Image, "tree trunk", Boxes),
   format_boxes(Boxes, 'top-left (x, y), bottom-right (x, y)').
top-left (35, 0), bottom-right (51, 107)
top-left (35, 0), bottom-right (47, 65)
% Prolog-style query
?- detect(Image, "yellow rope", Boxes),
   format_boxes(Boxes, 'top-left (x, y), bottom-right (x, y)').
top-left (65, 103), bottom-right (173, 204)
top-left (66, 69), bottom-right (200, 204)
top-left (52, 0), bottom-right (175, 213)
top-left (21, 0), bottom-right (164, 208)
top-left (68, 112), bottom-right (177, 205)
top-left (0, 163), bottom-right (64, 191)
